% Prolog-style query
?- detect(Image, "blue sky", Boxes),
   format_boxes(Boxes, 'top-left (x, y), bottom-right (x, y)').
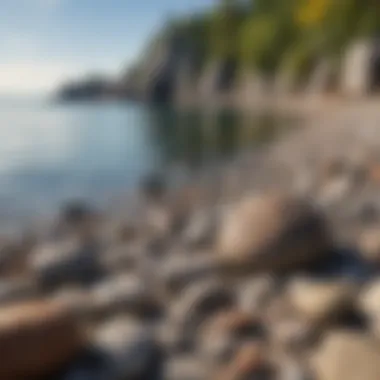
top-left (0, 0), bottom-right (216, 94)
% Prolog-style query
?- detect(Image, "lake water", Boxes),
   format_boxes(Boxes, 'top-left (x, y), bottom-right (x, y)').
top-left (0, 98), bottom-right (296, 230)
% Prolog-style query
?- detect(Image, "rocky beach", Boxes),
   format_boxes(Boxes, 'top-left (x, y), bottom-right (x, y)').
top-left (1, 99), bottom-right (380, 379)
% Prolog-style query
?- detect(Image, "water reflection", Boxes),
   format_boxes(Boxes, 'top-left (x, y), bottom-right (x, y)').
top-left (145, 105), bottom-right (297, 172)
top-left (0, 100), bottom-right (297, 225)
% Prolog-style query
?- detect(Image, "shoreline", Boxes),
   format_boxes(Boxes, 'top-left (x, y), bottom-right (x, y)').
top-left (1, 95), bottom-right (380, 378)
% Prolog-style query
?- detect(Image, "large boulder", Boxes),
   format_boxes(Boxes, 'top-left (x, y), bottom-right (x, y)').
top-left (0, 300), bottom-right (84, 379)
top-left (311, 331), bottom-right (380, 380)
top-left (216, 193), bottom-right (331, 274)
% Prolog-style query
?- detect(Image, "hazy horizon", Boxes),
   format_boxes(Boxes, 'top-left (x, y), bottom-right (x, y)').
top-left (0, 0), bottom-right (216, 96)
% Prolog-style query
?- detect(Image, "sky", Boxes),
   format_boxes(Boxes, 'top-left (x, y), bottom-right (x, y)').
top-left (0, 0), bottom-right (216, 95)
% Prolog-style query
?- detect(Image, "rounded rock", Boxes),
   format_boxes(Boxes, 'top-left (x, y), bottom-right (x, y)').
top-left (217, 193), bottom-right (331, 274)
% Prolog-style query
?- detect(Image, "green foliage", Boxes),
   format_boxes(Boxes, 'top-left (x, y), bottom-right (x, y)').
top-left (280, 40), bottom-right (318, 84)
top-left (239, 15), bottom-right (278, 72)
top-left (153, 0), bottom-right (380, 79)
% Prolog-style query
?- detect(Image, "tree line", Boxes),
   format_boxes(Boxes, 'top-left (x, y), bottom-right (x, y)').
top-left (158, 0), bottom-right (380, 82)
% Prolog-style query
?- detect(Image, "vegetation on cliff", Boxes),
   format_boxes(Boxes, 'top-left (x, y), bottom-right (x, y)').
top-left (58, 0), bottom-right (380, 101)
top-left (161, 0), bottom-right (380, 80)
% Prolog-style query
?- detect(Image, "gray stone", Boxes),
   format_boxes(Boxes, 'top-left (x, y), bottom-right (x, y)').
top-left (275, 356), bottom-right (311, 380)
top-left (169, 279), bottom-right (235, 337)
top-left (198, 310), bottom-right (263, 364)
top-left (99, 243), bottom-right (139, 274)
top-left (91, 274), bottom-right (160, 317)
top-left (265, 297), bottom-right (317, 351)
top-left (30, 239), bottom-right (103, 289)
top-left (92, 318), bottom-right (162, 380)
top-left (161, 254), bottom-right (221, 295)
top-left (156, 321), bottom-right (192, 354)
top-left (181, 210), bottom-right (217, 249)
top-left (236, 276), bottom-right (277, 316)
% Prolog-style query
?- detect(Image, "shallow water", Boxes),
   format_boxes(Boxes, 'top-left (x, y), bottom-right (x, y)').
top-left (0, 98), bottom-right (297, 230)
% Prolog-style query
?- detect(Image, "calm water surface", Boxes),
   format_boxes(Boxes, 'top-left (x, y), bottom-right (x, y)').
top-left (0, 98), bottom-right (296, 229)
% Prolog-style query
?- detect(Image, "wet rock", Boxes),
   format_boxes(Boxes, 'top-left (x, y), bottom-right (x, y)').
top-left (217, 193), bottom-right (331, 274)
top-left (286, 278), bottom-right (357, 325)
top-left (31, 239), bottom-right (103, 290)
top-left (213, 342), bottom-right (275, 380)
top-left (0, 300), bottom-right (84, 379)
top-left (91, 274), bottom-right (161, 318)
top-left (170, 279), bottom-right (235, 338)
top-left (311, 331), bottom-right (380, 380)
top-left (199, 310), bottom-right (264, 363)
top-left (92, 318), bottom-right (163, 380)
